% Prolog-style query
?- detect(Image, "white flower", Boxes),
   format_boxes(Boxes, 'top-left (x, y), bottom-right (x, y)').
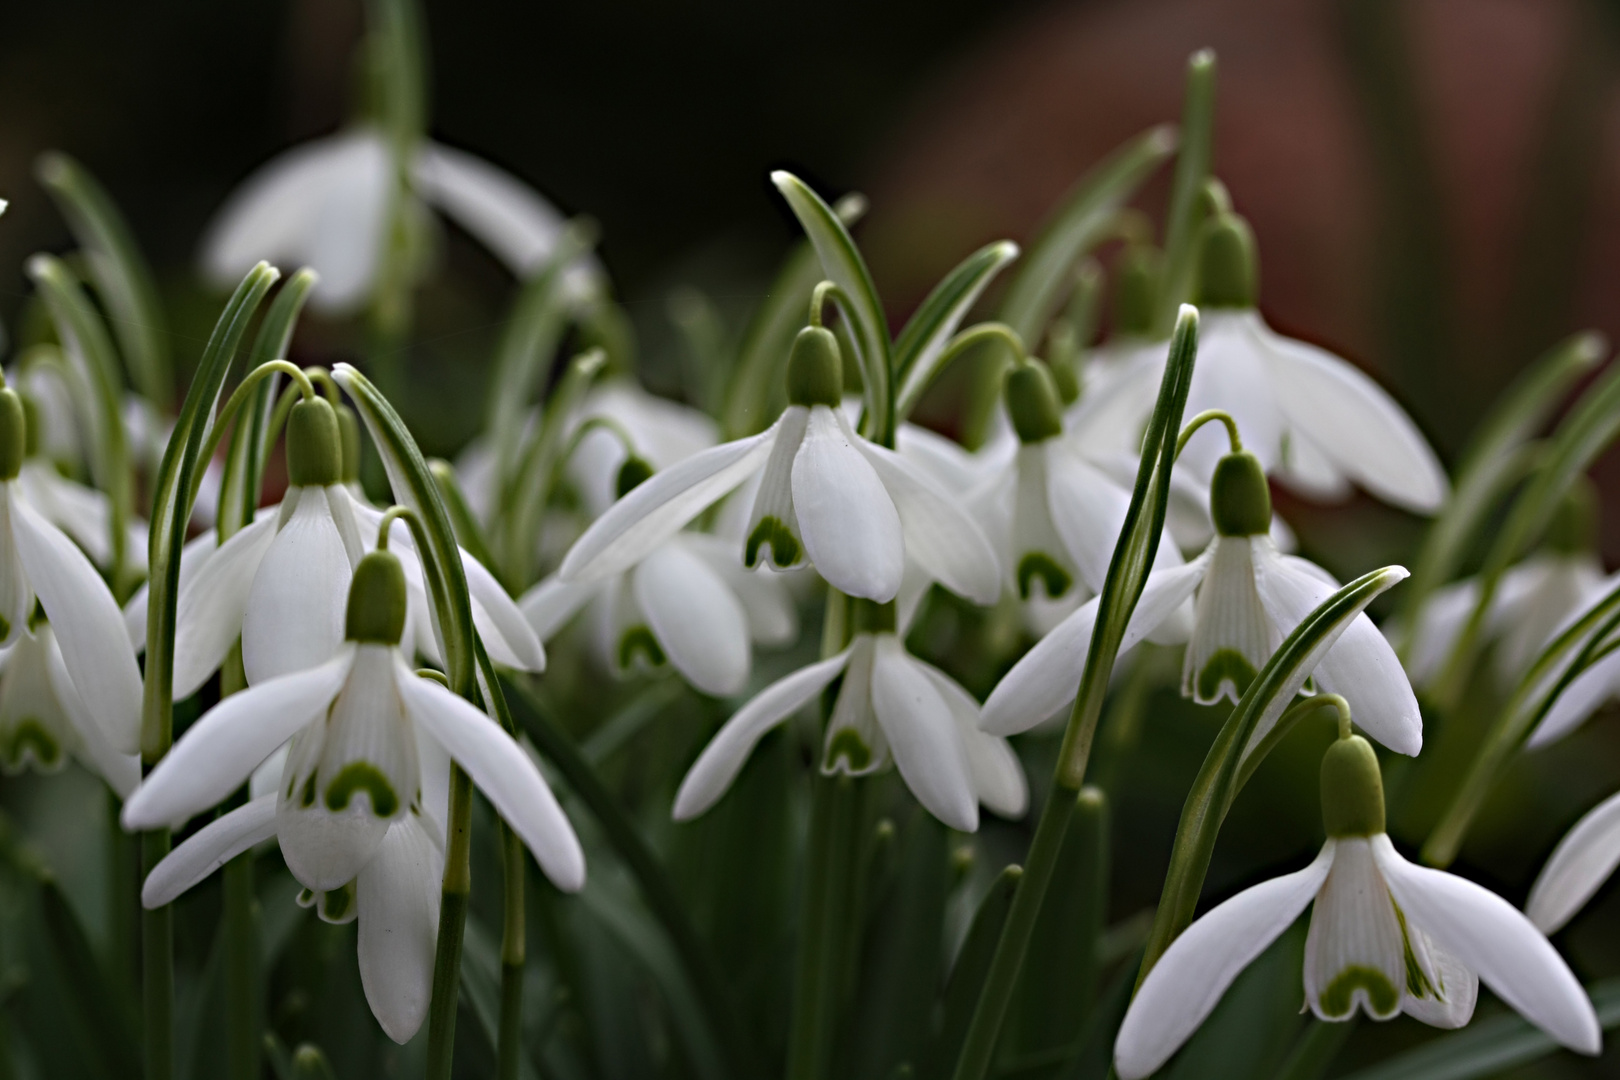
top-left (522, 531), bottom-right (795, 698)
top-left (559, 327), bottom-right (998, 607)
top-left (124, 549), bottom-right (585, 896)
top-left (0, 622), bottom-right (139, 796)
top-left (16, 460), bottom-right (148, 574)
top-left (1527, 789), bottom-right (1620, 934)
top-left (673, 605), bottom-right (1025, 832)
top-left (983, 453), bottom-right (1421, 756)
top-left (200, 128), bottom-right (600, 313)
top-left (1115, 736), bottom-right (1599, 1079)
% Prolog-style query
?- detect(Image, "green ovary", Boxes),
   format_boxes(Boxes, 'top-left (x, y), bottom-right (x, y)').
top-left (4, 720), bottom-right (60, 770)
top-left (1197, 648), bottom-right (1257, 700)
top-left (1318, 965), bottom-right (1399, 1019)
top-left (323, 762), bottom-right (400, 817)
top-left (824, 728), bottom-right (872, 773)
top-left (618, 626), bottom-right (666, 669)
top-left (746, 516), bottom-right (800, 568)
top-left (1017, 552), bottom-right (1073, 600)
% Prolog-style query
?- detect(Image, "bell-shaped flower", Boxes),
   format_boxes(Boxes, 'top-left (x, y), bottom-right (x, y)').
top-left (124, 546), bottom-right (585, 901)
top-left (983, 450), bottom-right (1421, 757)
top-left (201, 128), bottom-right (600, 314)
top-left (559, 326), bottom-right (998, 607)
top-left (164, 396), bottom-right (543, 698)
top-left (674, 599), bottom-right (1025, 833)
top-left (1102, 212), bottom-right (1447, 514)
top-left (0, 383), bottom-right (142, 757)
top-left (1114, 734), bottom-right (1600, 1080)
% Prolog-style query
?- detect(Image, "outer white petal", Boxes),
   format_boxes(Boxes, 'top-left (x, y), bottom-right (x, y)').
top-left (171, 515), bottom-right (276, 697)
top-left (1262, 328), bottom-right (1447, 513)
top-left (633, 541), bottom-right (749, 697)
top-left (1115, 842), bottom-right (1336, 1080)
top-left (674, 649), bottom-right (852, 821)
top-left (1527, 791), bottom-right (1620, 934)
top-left (121, 647), bottom-right (355, 830)
top-left (1397, 578), bottom-right (1478, 688)
top-left (1372, 835), bottom-right (1601, 1054)
top-left (127, 528), bottom-right (220, 651)
top-left (918, 661), bottom-right (1027, 818)
top-left (559, 427), bottom-right (776, 584)
top-left (857, 425), bottom-right (1000, 605)
top-left (1044, 441), bottom-right (1145, 594)
top-left (356, 812), bottom-right (443, 1044)
top-left (792, 407), bottom-right (904, 602)
top-left (395, 656), bottom-right (585, 892)
top-left (519, 574), bottom-right (603, 641)
top-left (412, 141), bottom-right (579, 277)
top-left (141, 795), bottom-right (278, 908)
top-left (18, 463), bottom-right (114, 566)
top-left (871, 637), bottom-right (978, 832)
top-left (43, 626), bottom-right (140, 797)
top-left (1254, 543), bottom-right (1423, 756)
top-left (242, 487), bottom-right (353, 686)
top-left (1528, 650), bottom-right (1620, 749)
top-left (11, 494), bottom-right (143, 754)
top-left (682, 532), bottom-right (797, 646)
top-left (1177, 311), bottom-right (1285, 481)
top-left (982, 559), bottom-right (1207, 736)
top-left (463, 549), bottom-right (546, 673)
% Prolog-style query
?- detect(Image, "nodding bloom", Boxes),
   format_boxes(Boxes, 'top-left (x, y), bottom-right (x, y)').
top-left (159, 395), bottom-right (543, 699)
top-left (1114, 733), bottom-right (1600, 1080)
top-left (1103, 211), bottom-right (1447, 515)
top-left (200, 127), bottom-right (600, 314)
top-left (983, 448), bottom-right (1422, 757)
top-left (558, 325), bottom-right (999, 607)
top-left (674, 599), bottom-right (1025, 833)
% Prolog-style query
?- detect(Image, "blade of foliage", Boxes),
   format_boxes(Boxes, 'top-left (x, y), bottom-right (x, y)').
top-left (36, 151), bottom-right (173, 409)
top-left (1155, 50), bottom-right (1217, 333)
top-left (462, 917), bottom-right (542, 1080)
top-left (922, 866), bottom-right (1020, 1080)
top-left (893, 240), bottom-right (1019, 419)
top-left (1055, 947), bottom-right (1141, 1080)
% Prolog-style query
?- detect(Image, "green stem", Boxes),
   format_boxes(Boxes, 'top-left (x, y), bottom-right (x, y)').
top-left (141, 828), bottom-right (172, 1080)
top-left (223, 850), bottom-right (258, 1080)
top-left (497, 820), bottom-right (525, 1080)
top-left (787, 775), bottom-right (862, 1080)
top-left (425, 766), bottom-right (473, 1080)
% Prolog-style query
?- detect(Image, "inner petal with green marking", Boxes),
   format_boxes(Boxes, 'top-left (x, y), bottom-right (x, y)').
top-left (618, 625), bottom-right (666, 669)
top-left (1016, 552), bottom-right (1073, 601)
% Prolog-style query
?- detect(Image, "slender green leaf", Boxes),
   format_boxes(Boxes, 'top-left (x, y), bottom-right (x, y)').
top-left (922, 867), bottom-right (1020, 1080)
top-left (1156, 50), bottom-right (1217, 333)
top-left (462, 918), bottom-right (543, 1080)
top-left (999, 125), bottom-right (1177, 345)
top-left (36, 151), bottom-right (172, 409)
top-left (893, 240), bottom-right (1019, 419)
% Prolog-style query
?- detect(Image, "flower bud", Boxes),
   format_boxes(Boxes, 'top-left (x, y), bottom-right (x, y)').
top-left (345, 550), bottom-right (407, 645)
top-left (616, 456), bottom-right (655, 498)
top-left (336, 403), bottom-right (362, 485)
top-left (1114, 245), bottom-right (1164, 338)
top-left (1210, 451), bottom-right (1271, 536)
top-left (1004, 360), bottom-right (1064, 444)
top-left (1320, 734), bottom-right (1385, 838)
top-left (786, 326), bottom-right (844, 408)
top-left (1194, 212), bottom-right (1258, 309)
top-left (286, 398), bottom-right (343, 488)
top-left (0, 389), bottom-right (27, 482)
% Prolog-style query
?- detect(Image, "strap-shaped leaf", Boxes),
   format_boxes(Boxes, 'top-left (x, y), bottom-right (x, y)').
top-left (894, 240), bottom-right (1019, 420)
top-left (1138, 564), bottom-right (1410, 981)
top-left (1155, 50), bottom-right (1217, 333)
top-left (999, 125), bottom-right (1176, 346)
top-left (923, 866), bottom-right (1021, 1079)
top-left (36, 151), bottom-right (173, 410)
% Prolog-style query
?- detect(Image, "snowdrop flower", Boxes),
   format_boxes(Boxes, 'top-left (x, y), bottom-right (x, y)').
top-left (559, 325), bottom-right (998, 606)
top-left (201, 128), bottom-right (600, 314)
top-left (674, 599), bottom-right (1025, 832)
top-left (1115, 733), bottom-right (1600, 1079)
top-left (983, 447), bottom-right (1421, 757)
top-left (166, 395), bottom-right (543, 698)
top-left (0, 380), bottom-right (141, 758)
top-left (1104, 212), bottom-right (1447, 514)
top-left (125, 545), bottom-right (585, 900)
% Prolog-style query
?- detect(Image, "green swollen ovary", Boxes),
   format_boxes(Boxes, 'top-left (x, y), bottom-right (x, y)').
top-left (618, 626), bottom-right (666, 669)
top-left (825, 728), bottom-right (873, 772)
top-left (1318, 965), bottom-right (1399, 1019)
top-left (323, 761), bottom-right (401, 817)
top-left (1016, 552), bottom-right (1073, 601)
top-left (1197, 648), bottom-right (1257, 701)
top-left (746, 516), bottom-right (800, 569)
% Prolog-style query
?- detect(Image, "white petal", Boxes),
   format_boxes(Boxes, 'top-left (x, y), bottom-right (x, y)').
top-left (981, 559), bottom-right (1207, 736)
top-left (1044, 441), bottom-right (1142, 595)
top-left (249, 741), bottom-right (291, 802)
top-left (412, 141), bottom-right (580, 279)
top-left (463, 549), bottom-right (546, 672)
top-left (1274, 425), bottom-right (1355, 504)
top-left (674, 649), bottom-right (852, 821)
top-left (141, 794), bottom-right (278, 908)
top-left (1004, 446), bottom-right (1077, 601)
top-left (1115, 842), bottom-right (1336, 1080)
top-left (559, 428), bottom-right (776, 584)
top-left (1183, 536), bottom-right (1271, 706)
top-left (121, 647), bottom-right (355, 830)
top-left (314, 644), bottom-right (418, 820)
top-left (744, 405), bottom-right (808, 570)
top-left (1302, 837), bottom-right (1405, 1020)
top-left (792, 407), bottom-right (904, 602)
top-left (871, 637), bottom-right (978, 832)
top-left (633, 541), bottom-right (749, 697)
top-left (1527, 650), bottom-right (1620, 749)
top-left (18, 463), bottom-right (114, 566)
top-left (1399, 579), bottom-right (1479, 688)
top-left (11, 494), bottom-right (142, 754)
top-left (43, 626), bottom-right (140, 797)
top-left (242, 487), bottom-right (353, 686)
top-left (1176, 311), bottom-right (1285, 481)
top-left (918, 661), bottom-right (1026, 818)
top-left (171, 515), bottom-right (276, 698)
top-left (395, 655), bottom-right (585, 892)
top-left (356, 812), bottom-right (443, 1044)
top-left (682, 533), bottom-right (798, 646)
top-left (519, 574), bottom-right (602, 641)
top-left (1400, 927), bottom-right (1478, 1029)
top-left (1253, 544), bottom-right (1423, 756)
top-left (1372, 834), bottom-right (1600, 1054)
top-left (1527, 791), bottom-right (1620, 934)
top-left (857, 421), bottom-right (999, 605)
top-left (1263, 327), bottom-right (1448, 513)
top-left (128, 528), bottom-right (220, 652)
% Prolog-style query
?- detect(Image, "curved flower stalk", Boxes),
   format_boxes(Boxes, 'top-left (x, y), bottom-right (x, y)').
top-left (1102, 210), bottom-right (1447, 514)
top-left (1115, 732), bottom-right (1599, 1079)
top-left (675, 599), bottom-right (1026, 833)
top-left (983, 446), bottom-right (1421, 756)
top-left (560, 325), bottom-right (998, 606)
top-left (200, 128), bottom-right (600, 314)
